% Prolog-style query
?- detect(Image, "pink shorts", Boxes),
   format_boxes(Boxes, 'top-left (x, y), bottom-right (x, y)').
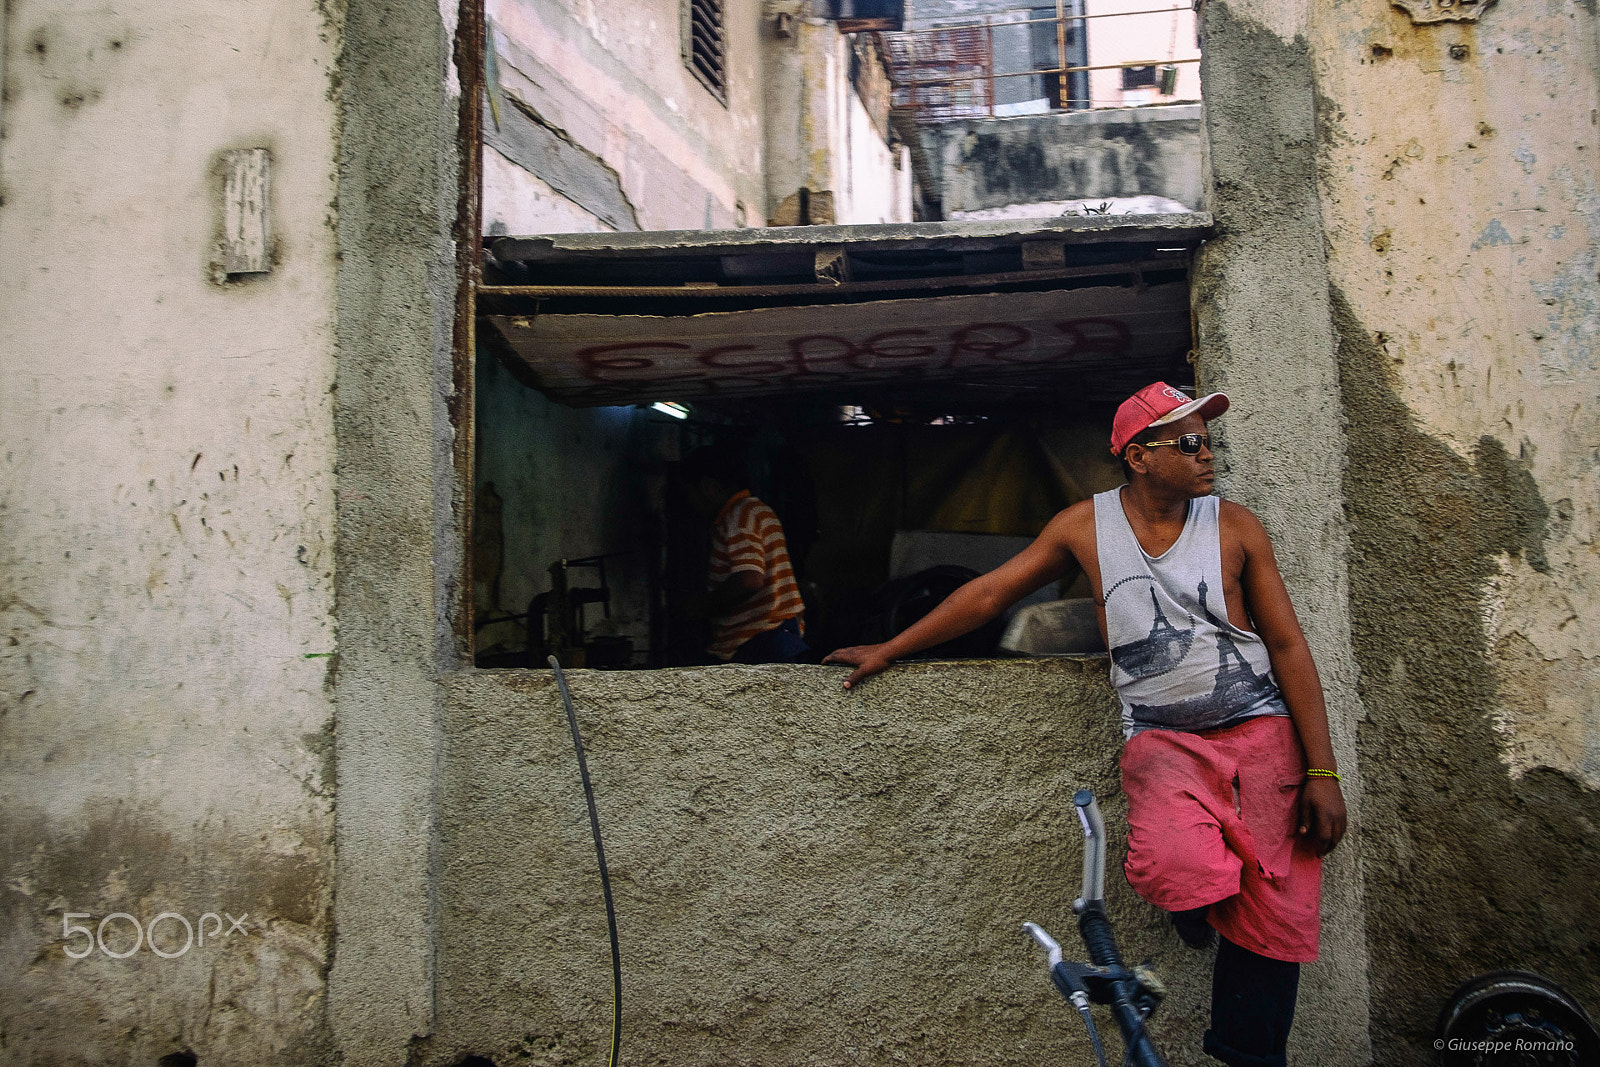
top-left (1120, 714), bottom-right (1322, 963)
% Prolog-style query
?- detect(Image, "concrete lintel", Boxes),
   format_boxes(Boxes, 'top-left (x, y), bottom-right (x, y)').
top-left (491, 212), bottom-right (1213, 262)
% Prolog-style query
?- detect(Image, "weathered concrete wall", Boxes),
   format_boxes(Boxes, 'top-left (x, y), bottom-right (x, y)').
top-left (0, 0), bottom-right (341, 1063)
top-left (425, 661), bottom-right (1244, 1066)
top-left (486, 0), bottom-right (766, 231)
top-left (1308, 0), bottom-right (1600, 1061)
top-left (764, 14), bottom-right (914, 225)
top-left (1191, 1), bottom-right (1373, 1062)
top-left (481, 2), bottom-right (912, 233)
top-left (923, 105), bottom-right (1204, 216)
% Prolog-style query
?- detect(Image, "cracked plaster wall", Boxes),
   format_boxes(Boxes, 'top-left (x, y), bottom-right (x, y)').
top-left (483, 0), bottom-right (766, 232)
top-left (1312, 0), bottom-right (1600, 787)
top-left (0, 0), bottom-right (342, 1063)
top-left (1308, 0), bottom-right (1600, 1061)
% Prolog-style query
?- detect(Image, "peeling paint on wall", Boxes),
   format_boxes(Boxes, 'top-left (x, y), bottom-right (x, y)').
top-left (1311, 0), bottom-right (1600, 1056)
top-left (1331, 286), bottom-right (1600, 1063)
top-left (1313, 0), bottom-right (1600, 786)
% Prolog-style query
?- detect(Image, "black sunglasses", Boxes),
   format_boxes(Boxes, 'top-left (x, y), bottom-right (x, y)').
top-left (1139, 432), bottom-right (1211, 455)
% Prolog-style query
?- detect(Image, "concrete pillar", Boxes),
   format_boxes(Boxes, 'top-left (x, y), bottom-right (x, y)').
top-left (1191, 1), bottom-right (1373, 1062)
top-left (329, 0), bottom-right (462, 1061)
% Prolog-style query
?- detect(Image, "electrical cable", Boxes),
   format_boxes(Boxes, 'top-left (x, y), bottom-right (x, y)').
top-left (550, 656), bottom-right (622, 1067)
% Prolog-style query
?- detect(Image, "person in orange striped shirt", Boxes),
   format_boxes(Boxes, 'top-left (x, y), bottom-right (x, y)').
top-left (683, 449), bottom-right (808, 664)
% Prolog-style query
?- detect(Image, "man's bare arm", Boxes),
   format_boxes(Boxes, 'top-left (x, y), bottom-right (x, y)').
top-left (823, 503), bottom-right (1089, 689)
top-left (705, 570), bottom-right (763, 614)
top-left (685, 569), bottom-right (764, 619)
top-left (1227, 502), bottom-right (1348, 856)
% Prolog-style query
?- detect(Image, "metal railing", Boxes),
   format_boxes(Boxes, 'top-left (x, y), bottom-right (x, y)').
top-left (881, 3), bottom-right (1200, 122)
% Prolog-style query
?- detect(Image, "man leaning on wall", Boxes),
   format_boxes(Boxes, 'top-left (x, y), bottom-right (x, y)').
top-left (825, 382), bottom-right (1349, 1067)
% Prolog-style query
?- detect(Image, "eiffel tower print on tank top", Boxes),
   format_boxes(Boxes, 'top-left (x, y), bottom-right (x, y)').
top-left (1110, 585), bottom-right (1195, 678)
top-left (1093, 488), bottom-right (1290, 738)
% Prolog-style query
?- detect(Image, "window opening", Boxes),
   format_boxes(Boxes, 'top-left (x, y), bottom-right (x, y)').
top-left (464, 0), bottom-right (1210, 672)
top-left (685, 0), bottom-right (727, 102)
top-left (471, 222), bottom-right (1205, 671)
top-left (1121, 64), bottom-right (1157, 89)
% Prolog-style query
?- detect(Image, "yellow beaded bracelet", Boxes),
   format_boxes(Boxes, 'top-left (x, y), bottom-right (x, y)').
top-left (1305, 768), bottom-right (1342, 781)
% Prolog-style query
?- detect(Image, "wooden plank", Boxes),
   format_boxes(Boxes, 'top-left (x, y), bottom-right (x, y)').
top-left (1021, 240), bottom-right (1067, 270)
top-left (222, 148), bottom-right (271, 275)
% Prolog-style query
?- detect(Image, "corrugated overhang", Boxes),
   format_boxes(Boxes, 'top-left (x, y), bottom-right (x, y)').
top-left (480, 213), bottom-right (1211, 408)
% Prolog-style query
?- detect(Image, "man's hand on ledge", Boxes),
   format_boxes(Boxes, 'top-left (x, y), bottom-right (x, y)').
top-left (822, 644), bottom-right (896, 690)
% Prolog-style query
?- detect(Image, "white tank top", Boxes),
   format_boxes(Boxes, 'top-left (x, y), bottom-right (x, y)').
top-left (1093, 488), bottom-right (1288, 738)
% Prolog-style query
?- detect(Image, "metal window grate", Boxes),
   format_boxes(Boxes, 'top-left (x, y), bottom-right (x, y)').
top-left (686, 0), bottom-right (727, 102)
top-left (883, 5), bottom-right (1200, 121)
top-left (883, 26), bottom-right (992, 122)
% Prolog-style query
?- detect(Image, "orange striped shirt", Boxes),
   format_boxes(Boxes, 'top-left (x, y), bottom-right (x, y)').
top-left (707, 491), bottom-right (805, 660)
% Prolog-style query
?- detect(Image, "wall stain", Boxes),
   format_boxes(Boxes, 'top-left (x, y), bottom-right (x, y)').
top-left (2, 801), bottom-right (330, 928)
top-left (301, 720), bottom-right (337, 797)
top-left (1, 799), bottom-right (334, 1061)
top-left (1331, 285), bottom-right (1600, 1063)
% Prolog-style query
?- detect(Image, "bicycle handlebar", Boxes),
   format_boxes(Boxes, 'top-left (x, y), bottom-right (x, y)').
top-left (1023, 921), bottom-right (1064, 968)
top-left (1073, 788), bottom-right (1107, 907)
top-left (1023, 787), bottom-right (1168, 1067)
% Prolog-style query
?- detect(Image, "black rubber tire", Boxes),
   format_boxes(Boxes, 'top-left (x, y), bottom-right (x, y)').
top-left (1434, 970), bottom-right (1600, 1067)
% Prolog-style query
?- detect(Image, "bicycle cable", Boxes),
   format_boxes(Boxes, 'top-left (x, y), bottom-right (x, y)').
top-left (551, 656), bottom-right (622, 1067)
top-left (1078, 1003), bottom-right (1109, 1067)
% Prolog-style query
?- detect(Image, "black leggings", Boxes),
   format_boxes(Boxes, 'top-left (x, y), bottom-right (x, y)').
top-left (1203, 935), bottom-right (1301, 1067)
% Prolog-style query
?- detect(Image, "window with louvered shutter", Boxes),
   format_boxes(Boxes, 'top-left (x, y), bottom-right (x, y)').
top-left (684, 0), bottom-right (727, 103)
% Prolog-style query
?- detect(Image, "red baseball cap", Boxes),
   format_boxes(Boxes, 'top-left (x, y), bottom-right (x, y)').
top-left (1110, 382), bottom-right (1230, 455)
